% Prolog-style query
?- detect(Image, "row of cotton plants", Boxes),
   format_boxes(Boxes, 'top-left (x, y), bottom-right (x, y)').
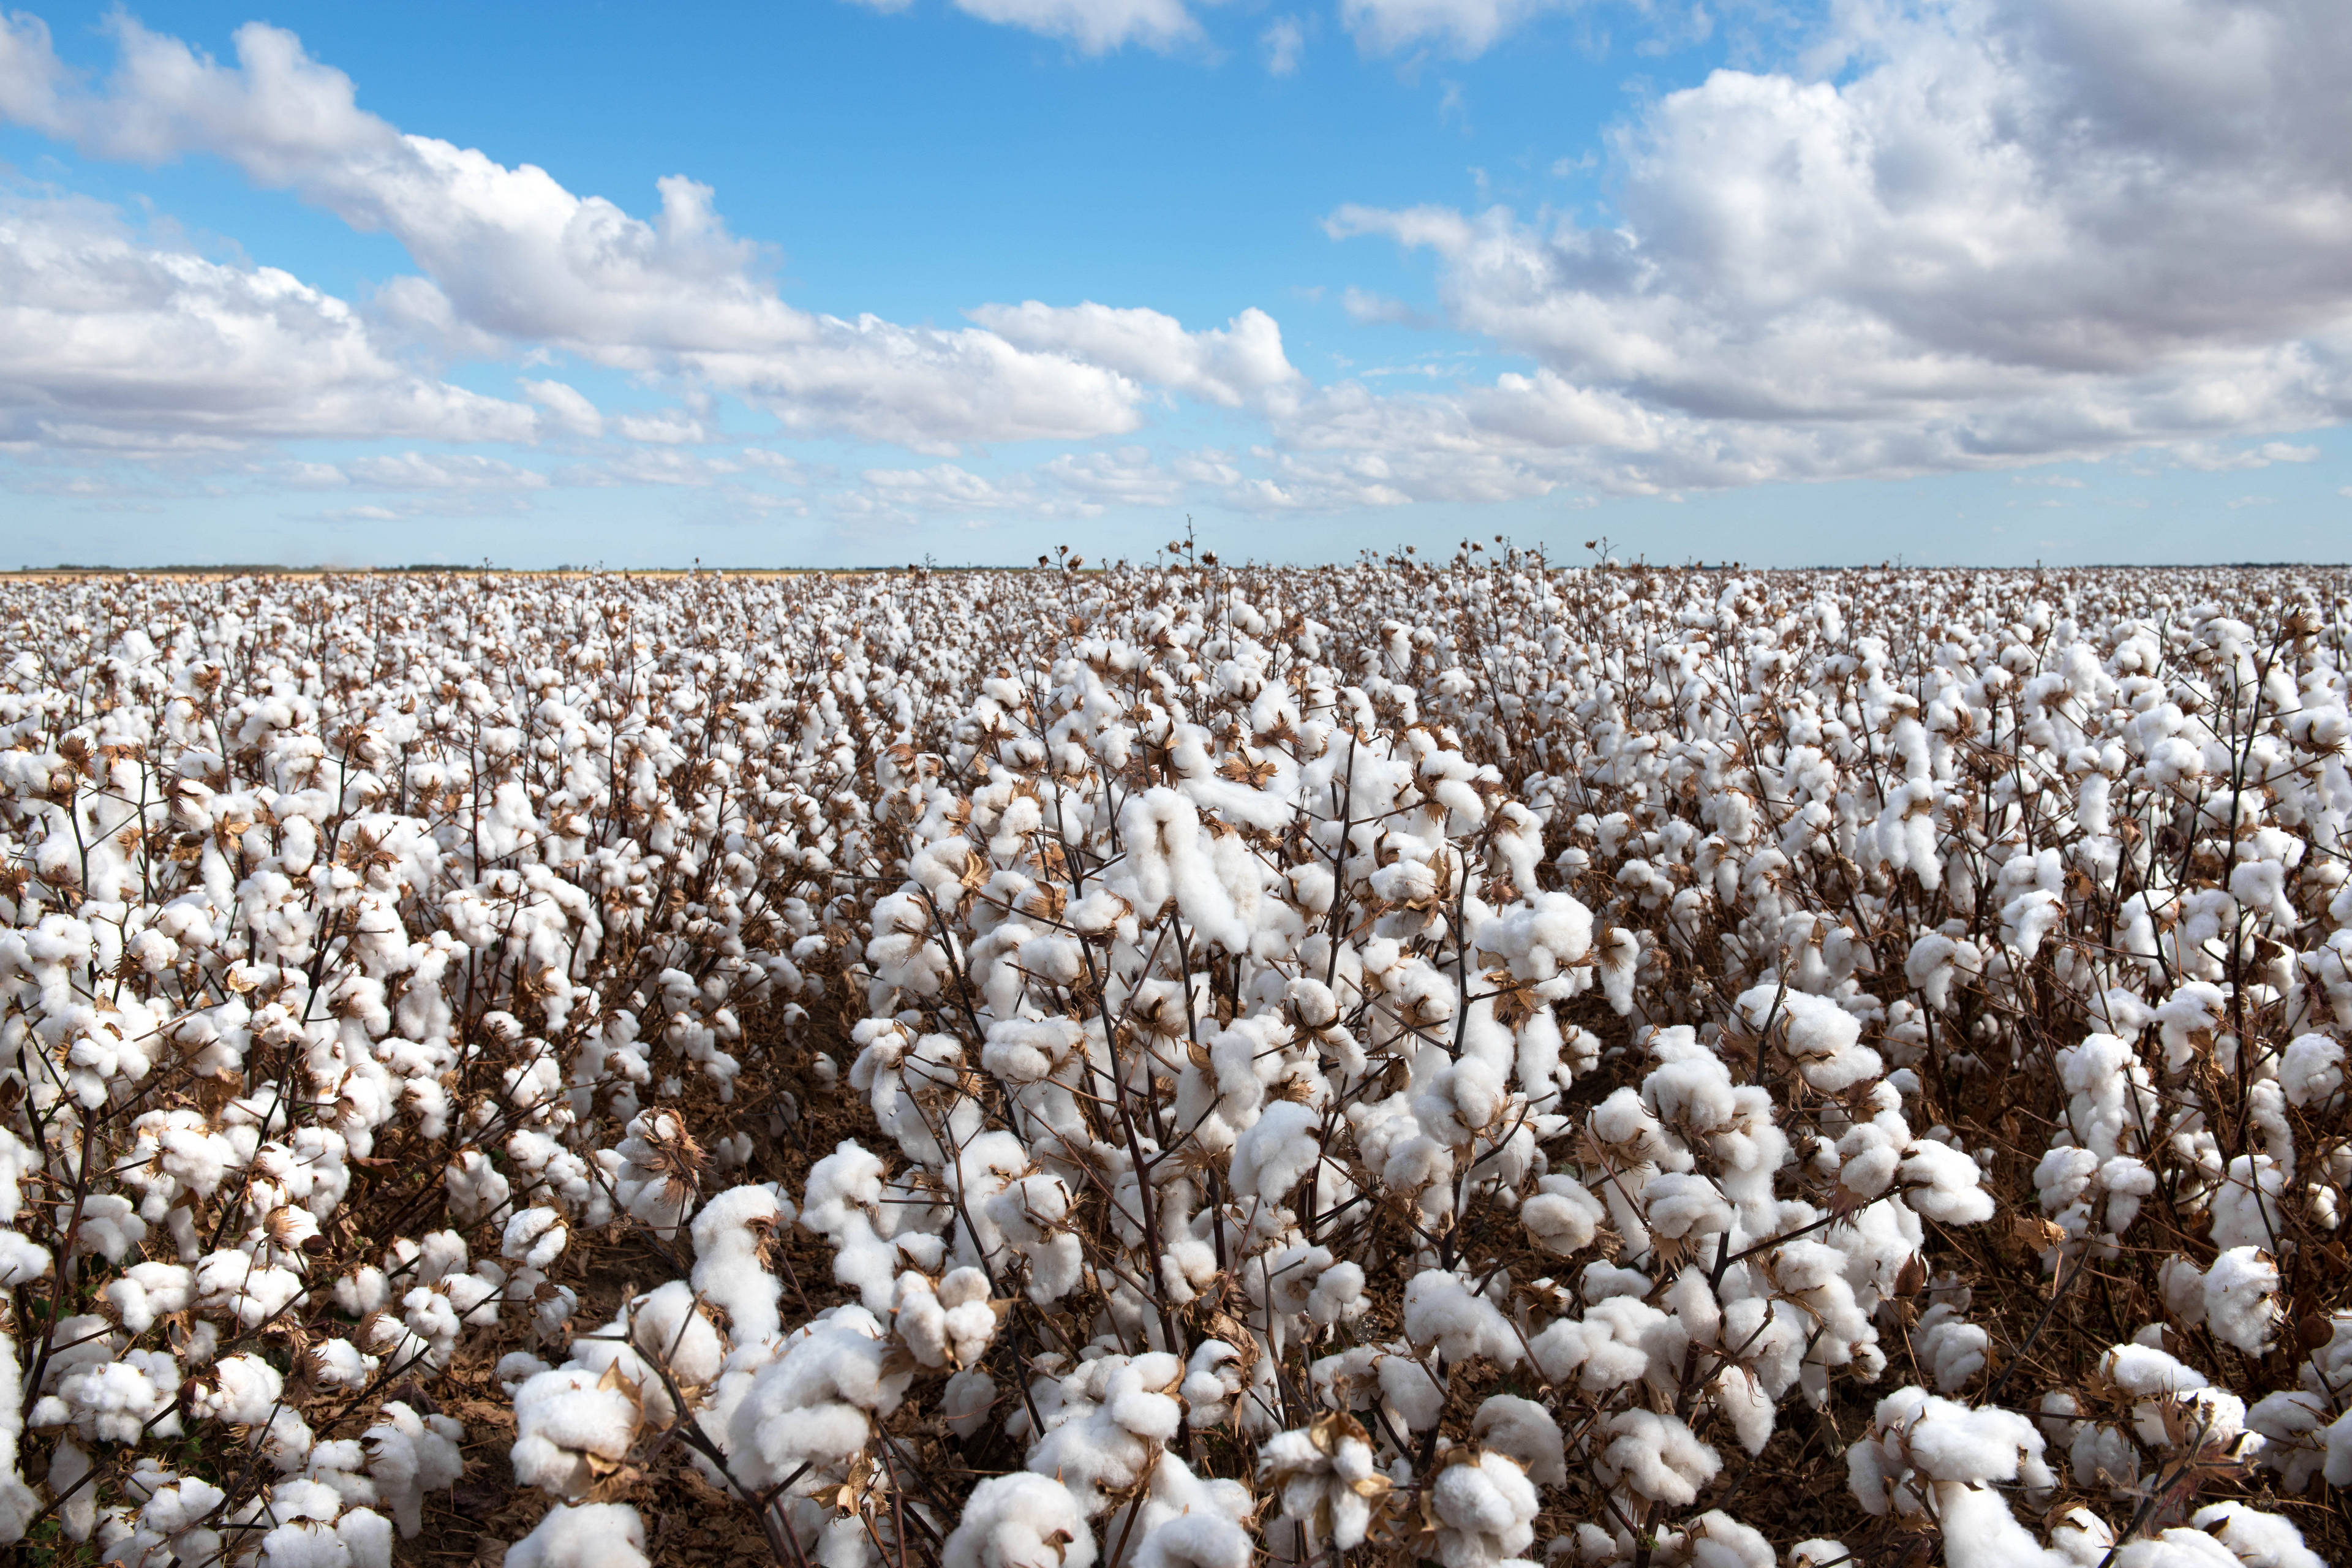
top-left (0, 555), bottom-right (2348, 1568)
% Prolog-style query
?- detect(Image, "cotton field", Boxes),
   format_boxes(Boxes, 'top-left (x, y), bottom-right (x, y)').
top-left (2, 556), bottom-right (2350, 1568)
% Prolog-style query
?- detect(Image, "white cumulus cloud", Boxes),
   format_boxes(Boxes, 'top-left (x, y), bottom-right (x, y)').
top-left (0, 15), bottom-right (1204, 451)
top-left (845, 0), bottom-right (1199, 53)
top-left (1339, 0), bottom-right (1575, 58)
top-left (0, 193), bottom-right (538, 450)
top-left (967, 302), bottom-right (1306, 409)
top-left (1319, 0), bottom-right (2352, 492)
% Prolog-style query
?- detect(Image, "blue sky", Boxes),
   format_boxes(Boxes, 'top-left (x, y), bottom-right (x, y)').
top-left (2, 0), bottom-right (2348, 567)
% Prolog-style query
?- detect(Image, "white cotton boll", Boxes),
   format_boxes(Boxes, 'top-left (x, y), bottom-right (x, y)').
top-left (2210, 1156), bottom-right (2286, 1252)
top-left (255, 1519), bottom-right (347, 1568)
top-left (1230, 1100), bottom-right (1323, 1201)
top-left (943, 1368), bottom-right (998, 1440)
top-left (1899, 1140), bottom-right (1996, 1224)
top-left (402, 1287), bottom-right (462, 1361)
top-left (1403, 1270), bottom-right (1522, 1366)
top-left (1514, 1170), bottom-right (1608, 1260)
top-left (2278, 1034), bottom-right (2343, 1109)
top-left (1307, 1261), bottom-right (1367, 1327)
top-left (503, 1207), bottom-right (570, 1273)
top-left (444, 1149), bottom-right (512, 1228)
top-left (1377, 1351), bottom-right (1447, 1431)
top-left (2328, 1405), bottom-right (2352, 1488)
top-left (337, 1267), bottom-right (391, 1319)
top-left (1430, 1452), bottom-right (1539, 1568)
top-left (1643, 1172), bottom-right (1734, 1241)
top-left (52, 1352), bottom-right (180, 1446)
top-left (0, 1229), bottom-right (51, 1286)
top-left (194, 1250), bottom-right (306, 1327)
top-left (105, 1262), bottom-right (193, 1333)
top-left (1129, 1512), bottom-right (1251, 1568)
top-left (612, 1110), bottom-right (703, 1239)
top-left (510, 1368), bottom-right (642, 1501)
top-left (688, 1183), bottom-right (790, 1344)
top-left (1789, 1543), bottom-right (1852, 1568)
top-left (312, 1339), bottom-right (379, 1392)
top-left (2190, 1502), bottom-right (2326, 1568)
top-left (981, 1016), bottom-right (1085, 1088)
top-left (0, 1128), bottom-right (31, 1221)
top-left (2248, 1390), bottom-right (2329, 1493)
top-left (498, 1352), bottom-right (554, 1397)
top-left (1181, 1341), bottom-right (1249, 1430)
top-left (1738, 987), bottom-right (1880, 1091)
top-left (941, 1472), bottom-right (1096, 1568)
top-left (1681, 1510), bottom-right (1773, 1568)
top-left (67, 1194), bottom-right (148, 1264)
top-left (1708, 1363), bottom-right (1776, 1455)
top-left (985, 1172), bottom-right (1083, 1305)
top-left (335, 1509), bottom-right (393, 1568)
top-left (895, 1268), bottom-right (999, 1370)
top-left (505, 1502), bottom-right (652, 1568)
top-left (1835, 1123), bottom-right (1905, 1201)
top-left (2203, 1248), bottom-right (2282, 1355)
top-left (1580, 1261), bottom-right (1652, 1305)
top-left (1472, 1395), bottom-right (1565, 1487)
top-left (724, 1305), bottom-right (908, 1490)
top-left (802, 1140), bottom-right (902, 1311)
top-left (1914, 1305), bottom-right (1989, 1392)
top-left (1597, 1409), bottom-right (1718, 1506)
top-left (628, 1280), bottom-right (727, 1387)
top-left (271, 1476), bottom-right (344, 1521)
top-left (192, 1354), bottom-right (285, 1425)
top-left (363, 1401), bottom-right (463, 1537)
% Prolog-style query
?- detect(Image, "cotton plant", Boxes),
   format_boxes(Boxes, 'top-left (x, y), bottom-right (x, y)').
top-left (1, 559), bottom-right (2350, 1566)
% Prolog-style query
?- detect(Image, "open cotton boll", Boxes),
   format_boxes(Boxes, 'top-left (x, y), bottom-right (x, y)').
top-left (2187, 1502), bottom-right (2326, 1568)
top-left (1643, 1172), bottom-right (1735, 1241)
top-left (943, 1368), bottom-right (998, 1440)
top-left (1259, 1414), bottom-right (1389, 1551)
top-left (1229, 1099), bottom-right (1323, 1202)
top-left (1471, 1395), bottom-right (1565, 1488)
top-left (1846, 1389), bottom-right (2066, 1568)
top-left (801, 1140), bottom-right (906, 1311)
top-left (0, 1228), bottom-right (50, 1286)
top-left (0, 1330), bottom-right (37, 1541)
top-left (2204, 1248), bottom-right (2283, 1356)
top-left (505, 1502), bottom-right (651, 1568)
top-left (1521, 1175), bottom-right (1606, 1257)
top-left (1128, 1512), bottom-right (1251, 1568)
top-left (687, 1183), bottom-right (790, 1344)
top-left (722, 1305), bottom-right (908, 1492)
top-left (510, 1368), bottom-right (643, 1501)
top-left (983, 1172), bottom-right (1083, 1305)
top-left (363, 1402), bottom-right (462, 1537)
top-left (942, 1472), bottom-right (1096, 1568)
top-left (1676, 1510), bottom-right (1774, 1568)
top-left (894, 1267), bottom-right (1000, 1370)
top-left (194, 1249), bottom-right (306, 1327)
top-left (611, 1110), bottom-right (703, 1239)
top-left (1403, 1270), bottom-right (1522, 1366)
top-left (1787, 1542), bottom-right (1852, 1568)
top-left (1596, 1410), bottom-right (1718, 1506)
top-left (2278, 1034), bottom-right (2344, 1109)
top-left (2212, 1156), bottom-right (2288, 1251)
top-left (1914, 1304), bottom-right (1990, 1392)
top-left (1024, 1352), bottom-right (1186, 1513)
top-left (66, 1192), bottom-right (148, 1263)
top-left (1428, 1451), bottom-right (1538, 1568)
top-left (1898, 1139), bottom-right (1996, 1224)
top-left (499, 1210), bottom-right (569, 1289)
